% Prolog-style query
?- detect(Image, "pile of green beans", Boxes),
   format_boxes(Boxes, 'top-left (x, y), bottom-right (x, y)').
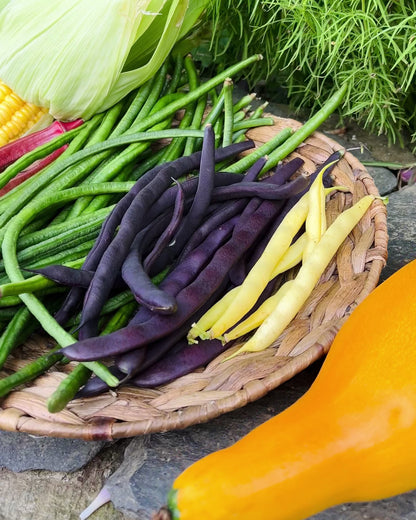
top-left (0, 52), bottom-right (347, 412)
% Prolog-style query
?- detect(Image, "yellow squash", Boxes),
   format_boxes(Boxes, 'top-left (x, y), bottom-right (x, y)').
top-left (165, 257), bottom-right (416, 520)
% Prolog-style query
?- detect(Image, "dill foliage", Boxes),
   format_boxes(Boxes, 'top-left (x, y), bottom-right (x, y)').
top-left (200, 0), bottom-right (416, 142)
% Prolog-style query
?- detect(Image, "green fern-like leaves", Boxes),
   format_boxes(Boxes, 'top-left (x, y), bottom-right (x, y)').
top-left (202, 0), bottom-right (416, 142)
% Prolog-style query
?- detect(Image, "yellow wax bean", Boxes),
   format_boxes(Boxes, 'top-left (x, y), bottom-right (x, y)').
top-left (224, 280), bottom-right (295, 341)
top-left (208, 192), bottom-right (310, 339)
top-left (190, 234), bottom-right (307, 342)
top-left (187, 286), bottom-right (240, 342)
top-left (225, 195), bottom-right (375, 359)
top-left (303, 163), bottom-right (329, 260)
top-left (194, 187), bottom-right (348, 342)
top-left (271, 232), bottom-right (307, 277)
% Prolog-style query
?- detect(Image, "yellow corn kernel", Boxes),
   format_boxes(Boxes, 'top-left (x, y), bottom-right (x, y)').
top-left (0, 80), bottom-right (48, 147)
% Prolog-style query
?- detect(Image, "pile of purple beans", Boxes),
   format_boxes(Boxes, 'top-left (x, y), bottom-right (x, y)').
top-left (34, 125), bottom-right (340, 396)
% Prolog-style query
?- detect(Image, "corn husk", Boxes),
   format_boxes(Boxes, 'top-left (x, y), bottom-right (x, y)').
top-left (0, 0), bottom-right (208, 121)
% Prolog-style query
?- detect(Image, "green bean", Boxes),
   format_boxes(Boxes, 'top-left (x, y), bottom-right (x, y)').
top-left (129, 148), bottom-right (167, 181)
top-left (81, 166), bottom-right (135, 215)
top-left (183, 93), bottom-right (207, 156)
top-left (7, 223), bottom-right (101, 269)
top-left (184, 54), bottom-right (199, 92)
top-left (0, 295), bottom-right (26, 307)
top-left (0, 347), bottom-right (64, 398)
top-left (223, 126), bottom-right (294, 174)
top-left (26, 240), bottom-right (96, 270)
top-left (0, 307), bottom-right (22, 320)
top-left (261, 83), bottom-right (348, 173)
top-left (47, 300), bottom-right (138, 413)
top-left (132, 61), bottom-right (169, 123)
top-left (233, 93), bottom-right (256, 113)
top-left (0, 129), bottom-right (204, 241)
top-left (233, 110), bottom-right (247, 123)
top-left (0, 307), bottom-right (37, 369)
top-left (135, 55), bottom-right (262, 136)
top-left (18, 206), bottom-right (113, 249)
top-left (46, 363), bottom-right (92, 413)
top-left (65, 290), bottom-right (135, 329)
top-left (203, 91), bottom-right (225, 128)
top-left (84, 102), bottom-right (125, 147)
top-left (60, 113), bottom-right (106, 157)
top-left (111, 81), bottom-right (154, 136)
top-left (250, 101), bottom-right (269, 119)
top-left (0, 287), bottom-right (67, 307)
top-left (232, 116), bottom-right (274, 132)
top-left (222, 78), bottom-right (234, 147)
top-left (157, 72), bottom-right (200, 164)
top-left (165, 54), bottom-right (184, 95)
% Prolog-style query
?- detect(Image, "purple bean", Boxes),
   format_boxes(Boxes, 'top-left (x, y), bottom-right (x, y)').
top-left (211, 175), bottom-right (309, 201)
top-left (265, 156), bottom-right (305, 184)
top-left (176, 199), bottom-right (248, 264)
top-left (60, 195), bottom-right (286, 361)
top-left (26, 265), bottom-right (126, 290)
top-left (129, 338), bottom-right (228, 388)
top-left (55, 139), bottom-right (255, 324)
top-left (121, 187), bottom-right (185, 313)
top-left (144, 172), bottom-right (244, 224)
top-left (143, 181), bottom-right (185, 273)
top-left (80, 163), bottom-right (181, 334)
top-left (115, 288), bottom-right (225, 377)
top-left (175, 157), bottom-right (275, 263)
top-left (128, 216), bottom-right (239, 326)
top-left (115, 321), bottom-right (188, 377)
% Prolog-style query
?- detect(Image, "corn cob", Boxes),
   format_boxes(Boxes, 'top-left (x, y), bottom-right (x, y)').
top-left (0, 81), bottom-right (49, 147)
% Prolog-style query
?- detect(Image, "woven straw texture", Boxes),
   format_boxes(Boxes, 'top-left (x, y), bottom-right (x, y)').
top-left (0, 116), bottom-right (388, 440)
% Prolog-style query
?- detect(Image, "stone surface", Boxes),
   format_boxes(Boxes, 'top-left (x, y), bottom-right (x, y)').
top-left (0, 442), bottom-right (127, 520)
top-left (0, 430), bottom-right (106, 472)
top-left (380, 185), bottom-right (416, 281)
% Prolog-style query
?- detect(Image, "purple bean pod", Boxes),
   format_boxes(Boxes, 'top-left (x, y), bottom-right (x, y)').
top-left (60, 195), bottom-right (287, 362)
top-left (143, 181), bottom-right (184, 273)
top-left (211, 175), bottom-right (309, 202)
top-left (129, 338), bottom-right (229, 388)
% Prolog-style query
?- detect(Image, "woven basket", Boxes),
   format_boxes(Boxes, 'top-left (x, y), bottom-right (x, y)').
top-left (0, 116), bottom-right (388, 440)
